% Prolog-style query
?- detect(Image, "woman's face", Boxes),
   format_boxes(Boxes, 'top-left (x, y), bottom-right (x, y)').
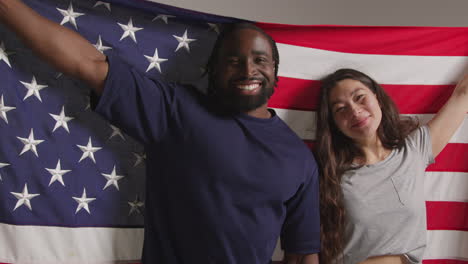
top-left (328, 79), bottom-right (382, 143)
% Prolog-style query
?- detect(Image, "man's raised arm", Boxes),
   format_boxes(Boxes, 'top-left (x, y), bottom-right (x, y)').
top-left (0, 0), bottom-right (108, 94)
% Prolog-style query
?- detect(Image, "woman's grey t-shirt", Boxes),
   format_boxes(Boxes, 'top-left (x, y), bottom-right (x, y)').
top-left (341, 126), bottom-right (434, 264)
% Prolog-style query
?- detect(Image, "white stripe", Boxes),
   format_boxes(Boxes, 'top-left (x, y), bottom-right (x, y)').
top-left (0, 223), bottom-right (143, 264)
top-left (424, 230), bottom-right (468, 260)
top-left (277, 43), bottom-right (468, 85)
top-left (425, 171), bottom-right (468, 202)
top-left (274, 108), bottom-right (468, 143)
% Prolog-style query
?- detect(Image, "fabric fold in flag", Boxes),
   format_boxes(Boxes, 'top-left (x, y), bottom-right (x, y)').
top-left (0, 0), bottom-right (467, 263)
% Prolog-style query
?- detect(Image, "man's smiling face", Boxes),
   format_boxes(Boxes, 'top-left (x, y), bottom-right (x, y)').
top-left (210, 28), bottom-right (276, 114)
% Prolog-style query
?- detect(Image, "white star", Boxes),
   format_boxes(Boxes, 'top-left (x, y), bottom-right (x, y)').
top-left (133, 152), bottom-right (146, 167)
top-left (45, 159), bottom-right (71, 186)
top-left (77, 137), bottom-right (102, 163)
top-left (101, 166), bottom-right (125, 190)
top-left (173, 29), bottom-right (196, 52)
top-left (93, 35), bottom-right (112, 54)
top-left (118, 18), bottom-right (143, 43)
top-left (11, 183), bottom-right (40, 211)
top-left (0, 95), bottom-right (15, 124)
top-left (49, 106), bottom-right (74, 133)
top-left (72, 188), bottom-right (96, 214)
top-left (57, 3), bottom-right (84, 30)
top-left (17, 129), bottom-right (44, 157)
top-left (109, 124), bottom-right (125, 140)
top-left (0, 42), bottom-right (12, 67)
top-left (144, 48), bottom-right (168, 73)
top-left (0, 162), bottom-right (9, 181)
top-left (152, 14), bottom-right (175, 24)
top-left (20, 76), bottom-right (48, 102)
top-left (94, 1), bottom-right (111, 11)
top-left (207, 23), bottom-right (220, 34)
top-left (128, 195), bottom-right (144, 215)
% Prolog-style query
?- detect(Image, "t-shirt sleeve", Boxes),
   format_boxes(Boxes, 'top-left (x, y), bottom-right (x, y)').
top-left (280, 157), bottom-right (320, 254)
top-left (407, 125), bottom-right (435, 166)
top-left (95, 53), bottom-right (176, 144)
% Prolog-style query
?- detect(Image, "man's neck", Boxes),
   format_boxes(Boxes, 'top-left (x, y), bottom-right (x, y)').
top-left (244, 103), bottom-right (271, 119)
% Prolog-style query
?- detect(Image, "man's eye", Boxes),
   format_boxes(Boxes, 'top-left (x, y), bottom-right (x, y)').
top-left (255, 57), bottom-right (268, 64)
top-left (227, 58), bottom-right (239, 64)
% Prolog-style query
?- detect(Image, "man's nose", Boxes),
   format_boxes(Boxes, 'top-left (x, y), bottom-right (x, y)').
top-left (240, 60), bottom-right (256, 76)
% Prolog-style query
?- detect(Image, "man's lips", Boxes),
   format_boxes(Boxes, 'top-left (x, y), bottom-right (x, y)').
top-left (236, 82), bottom-right (261, 91)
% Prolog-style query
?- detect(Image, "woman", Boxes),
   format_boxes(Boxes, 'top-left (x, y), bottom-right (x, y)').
top-left (316, 68), bottom-right (468, 264)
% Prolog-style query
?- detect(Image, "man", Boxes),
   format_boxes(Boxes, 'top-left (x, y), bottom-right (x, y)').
top-left (0, 1), bottom-right (320, 263)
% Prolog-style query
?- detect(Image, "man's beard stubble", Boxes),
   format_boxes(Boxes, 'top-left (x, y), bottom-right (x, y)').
top-left (208, 81), bottom-right (275, 115)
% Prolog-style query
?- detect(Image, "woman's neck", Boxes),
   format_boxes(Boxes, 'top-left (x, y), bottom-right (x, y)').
top-left (354, 137), bottom-right (391, 165)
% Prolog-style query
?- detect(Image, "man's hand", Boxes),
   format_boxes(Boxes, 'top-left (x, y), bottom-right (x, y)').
top-left (0, 0), bottom-right (108, 94)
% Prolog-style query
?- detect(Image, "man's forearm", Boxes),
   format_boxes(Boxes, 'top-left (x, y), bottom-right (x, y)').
top-left (0, 0), bottom-right (108, 93)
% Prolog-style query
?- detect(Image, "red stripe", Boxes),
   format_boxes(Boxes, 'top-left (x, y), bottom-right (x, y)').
top-left (257, 23), bottom-right (468, 56)
top-left (426, 201), bottom-right (468, 231)
top-left (269, 77), bottom-right (453, 114)
top-left (428, 144), bottom-right (468, 172)
top-left (423, 260), bottom-right (468, 264)
top-left (305, 142), bottom-right (468, 173)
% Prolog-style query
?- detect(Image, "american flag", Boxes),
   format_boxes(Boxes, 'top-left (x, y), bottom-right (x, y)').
top-left (0, 0), bottom-right (466, 263)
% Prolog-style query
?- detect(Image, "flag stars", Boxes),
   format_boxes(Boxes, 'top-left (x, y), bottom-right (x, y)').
top-left (11, 183), bottom-right (40, 211)
top-left (152, 14), bottom-right (175, 24)
top-left (118, 18), bottom-right (143, 43)
top-left (93, 1), bottom-right (111, 11)
top-left (50, 106), bottom-right (74, 133)
top-left (0, 162), bottom-right (9, 181)
top-left (45, 159), bottom-right (71, 186)
top-left (109, 124), bottom-right (125, 140)
top-left (173, 29), bottom-right (196, 52)
top-left (144, 48), bottom-right (168, 73)
top-left (133, 152), bottom-right (146, 167)
top-left (77, 137), bottom-right (102, 163)
top-left (207, 23), bottom-right (220, 34)
top-left (57, 2), bottom-right (84, 29)
top-left (0, 95), bottom-right (15, 124)
top-left (21, 76), bottom-right (48, 102)
top-left (17, 129), bottom-right (44, 157)
top-left (72, 188), bottom-right (96, 214)
top-left (0, 42), bottom-right (12, 67)
top-left (102, 166), bottom-right (125, 190)
top-left (93, 35), bottom-right (112, 54)
top-left (128, 195), bottom-right (144, 215)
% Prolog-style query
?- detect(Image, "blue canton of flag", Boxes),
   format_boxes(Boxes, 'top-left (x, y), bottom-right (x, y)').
top-left (0, 0), bottom-right (238, 263)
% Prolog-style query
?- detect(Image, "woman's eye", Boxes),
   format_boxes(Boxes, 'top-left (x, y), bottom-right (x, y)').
top-left (335, 107), bottom-right (345, 113)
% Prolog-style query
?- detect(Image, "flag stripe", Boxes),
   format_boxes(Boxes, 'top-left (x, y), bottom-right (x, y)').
top-left (423, 260), bottom-right (468, 264)
top-left (424, 230), bottom-right (468, 260)
top-left (426, 201), bottom-right (468, 231)
top-left (425, 172), bottom-right (468, 202)
top-left (275, 43), bottom-right (466, 85)
top-left (271, 78), bottom-right (454, 113)
top-left (0, 223), bottom-right (143, 264)
top-left (258, 23), bottom-right (468, 56)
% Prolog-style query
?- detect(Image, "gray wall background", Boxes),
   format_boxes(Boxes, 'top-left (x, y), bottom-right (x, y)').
top-left (148, 0), bottom-right (468, 27)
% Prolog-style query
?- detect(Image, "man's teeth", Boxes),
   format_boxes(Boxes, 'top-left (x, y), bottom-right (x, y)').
top-left (238, 83), bottom-right (260, 90)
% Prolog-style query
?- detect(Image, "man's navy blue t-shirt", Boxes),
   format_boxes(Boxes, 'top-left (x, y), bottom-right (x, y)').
top-left (95, 54), bottom-right (320, 263)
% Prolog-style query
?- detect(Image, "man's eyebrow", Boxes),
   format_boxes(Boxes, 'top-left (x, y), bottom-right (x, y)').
top-left (252, 50), bottom-right (271, 56)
